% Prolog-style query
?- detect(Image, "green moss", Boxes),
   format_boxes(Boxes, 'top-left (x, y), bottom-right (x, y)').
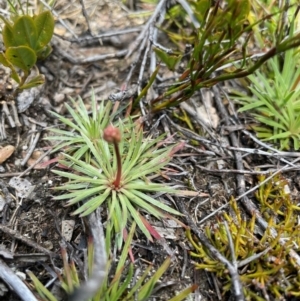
top-left (188, 173), bottom-right (300, 300)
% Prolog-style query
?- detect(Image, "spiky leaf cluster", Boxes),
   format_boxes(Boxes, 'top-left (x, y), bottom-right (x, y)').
top-left (50, 94), bottom-right (181, 240)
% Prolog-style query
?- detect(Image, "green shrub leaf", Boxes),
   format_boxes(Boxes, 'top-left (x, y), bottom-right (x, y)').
top-left (6, 46), bottom-right (37, 71)
top-left (34, 11), bottom-right (55, 51)
top-left (12, 15), bottom-right (37, 49)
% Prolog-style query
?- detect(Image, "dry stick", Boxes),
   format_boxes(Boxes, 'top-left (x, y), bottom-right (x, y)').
top-left (149, 2), bottom-right (167, 73)
top-left (1, 101), bottom-right (15, 128)
top-left (39, 0), bottom-right (78, 40)
top-left (125, 0), bottom-right (169, 59)
top-left (20, 129), bottom-right (41, 166)
top-left (0, 258), bottom-right (38, 301)
top-left (53, 39), bottom-right (128, 64)
top-left (175, 198), bottom-right (245, 301)
top-left (9, 101), bottom-right (21, 127)
top-left (78, 0), bottom-right (92, 35)
top-left (0, 224), bottom-right (57, 257)
top-left (68, 209), bottom-right (107, 301)
top-left (176, 0), bottom-right (200, 28)
top-left (138, 38), bottom-right (151, 117)
top-left (69, 27), bottom-right (142, 43)
top-left (165, 114), bottom-right (227, 157)
top-left (124, 31), bottom-right (148, 84)
top-left (224, 221), bottom-right (238, 269)
top-left (196, 164), bottom-right (300, 175)
top-left (18, 142), bottom-right (60, 178)
top-left (213, 85), bottom-right (300, 267)
top-left (0, 111), bottom-right (6, 139)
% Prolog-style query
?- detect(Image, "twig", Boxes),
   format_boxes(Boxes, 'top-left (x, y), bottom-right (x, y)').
top-left (8, 101), bottom-right (21, 127)
top-left (0, 224), bottom-right (57, 257)
top-left (0, 111), bottom-right (6, 139)
top-left (69, 27), bottom-right (142, 43)
top-left (175, 197), bottom-right (245, 301)
top-left (20, 129), bottom-right (41, 166)
top-left (18, 144), bottom-right (58, 177)
top-left (125, 0), bottom-right (169, 59)
top-left (1, 101), bottom-right (15, 128)
top-left (138, 38), bottom-right (151, 117)
top-left (224, 221), bottom-right (237, 269)
top-left (196, 164), bottom-right (300, 175)
top-left (0, 258), bottom-right (38, 301)
top-left (54, 39), bottom-right (128, 64)
top-left (176, 0), bottom-right (200, 28)
top-left (78, 0), bottom-right (92, 35)
top-left (68, 209), bottom-right (107, 301)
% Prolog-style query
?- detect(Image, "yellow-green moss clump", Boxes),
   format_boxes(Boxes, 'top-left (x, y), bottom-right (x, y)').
top-left (188, 174), bottom-right (300, 300)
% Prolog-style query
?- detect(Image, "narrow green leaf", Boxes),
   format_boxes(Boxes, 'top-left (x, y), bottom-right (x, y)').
top-left (138, 257), bottom-right (171, 300)
top-left (168, 285), bottom-right (198, 301)
top-left (27, 271), bottom-right (58, 301)
top-left (19, 74), bottom-right (45, 90)
top-left (76, 189), bottom-right (111, 216)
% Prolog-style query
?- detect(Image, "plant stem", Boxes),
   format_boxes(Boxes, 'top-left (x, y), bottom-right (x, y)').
top-left (113, 142), bottom-right (122, 188)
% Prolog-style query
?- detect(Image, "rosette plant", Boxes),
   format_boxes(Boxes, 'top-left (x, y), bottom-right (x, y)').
top-left (47, 92), bottom-right (113, 162)
top-left (50, 94), bottom-right (182, 241)
top-left (234, 23), bottom-right (300, 150)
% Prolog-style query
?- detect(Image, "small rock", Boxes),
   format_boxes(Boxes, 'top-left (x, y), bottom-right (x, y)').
top-left (25, 150), bottom-right (50, 169)
top-left (17, 86), bottom-right (42, 113)
top-left (0, 145), bottom-right (15, 164)
top-left (53, 93), bottom-right (65, 104)
top-left (62, 220), bottom-right (75, 242)
top-left (9, 177), bottom-right (35, 199)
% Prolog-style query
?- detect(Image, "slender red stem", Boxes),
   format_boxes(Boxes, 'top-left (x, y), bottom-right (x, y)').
top-left (113, 142), bottom-right (122, 188)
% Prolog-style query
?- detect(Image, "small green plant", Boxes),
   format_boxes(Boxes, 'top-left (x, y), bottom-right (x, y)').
top-left (187, 174), bottom-right (300, 300)
top-left (143, 1), bottom-right (300, 112)
top-left (0, 1), bottom-right (54, 91)
top-left (235, 43), bottom-right (300, 150)
top-left (29, 223), bottom-right (196, 301)
top-left (47, 93), bottom-right (113, 162)
top-left (50, 94), bottom-right (183, 242)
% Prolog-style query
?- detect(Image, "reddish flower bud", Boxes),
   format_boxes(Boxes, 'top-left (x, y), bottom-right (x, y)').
top-left (103, 125), bottom-right (121, 143)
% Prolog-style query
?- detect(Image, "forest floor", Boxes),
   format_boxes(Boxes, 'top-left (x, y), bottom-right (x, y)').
top-left (1, 1), bottom-right (300, 301)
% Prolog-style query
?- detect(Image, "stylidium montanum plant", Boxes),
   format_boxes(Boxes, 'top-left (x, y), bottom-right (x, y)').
top-left (51, 96), bottom-right (183, 241)
top-left (47, 93), bottom-right (113, 162)
top-left (234, 42), bottom-right (300, 150)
